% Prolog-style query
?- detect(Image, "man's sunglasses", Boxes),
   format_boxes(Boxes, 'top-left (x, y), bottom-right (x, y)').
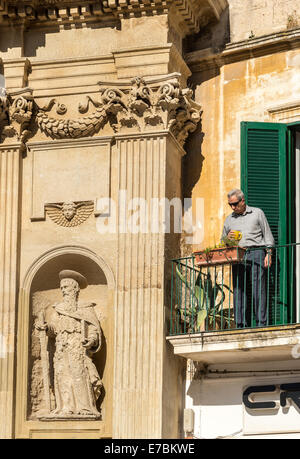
top-left (228, 200), bottom-right (241, 207)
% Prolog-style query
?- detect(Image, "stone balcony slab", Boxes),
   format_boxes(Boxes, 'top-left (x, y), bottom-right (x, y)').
top-left (167, 325), bottom-right (300, 365)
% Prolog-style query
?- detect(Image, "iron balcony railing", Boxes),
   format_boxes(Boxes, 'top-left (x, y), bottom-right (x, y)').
top-left (169, 243), bottom-right (300, 335)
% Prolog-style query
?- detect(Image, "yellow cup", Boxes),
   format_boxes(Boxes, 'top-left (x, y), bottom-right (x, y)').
top-left (232, 230), bottom-right (242, 241)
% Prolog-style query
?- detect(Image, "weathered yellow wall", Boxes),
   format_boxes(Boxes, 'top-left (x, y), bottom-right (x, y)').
top-left (229, 0), bottom-right (300, 42)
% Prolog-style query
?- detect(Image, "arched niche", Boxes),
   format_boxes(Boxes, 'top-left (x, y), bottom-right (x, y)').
top-left (16, 245), bottom-right (115, 438)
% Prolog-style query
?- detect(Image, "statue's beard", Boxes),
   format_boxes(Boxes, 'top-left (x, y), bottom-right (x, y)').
top-left (62, 292), bottom-right (78, 308)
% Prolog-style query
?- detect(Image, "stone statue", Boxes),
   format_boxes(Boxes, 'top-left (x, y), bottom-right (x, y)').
top-left (36, 270), bottom-right (102, 419)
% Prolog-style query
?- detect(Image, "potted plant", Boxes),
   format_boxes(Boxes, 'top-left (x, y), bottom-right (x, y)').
top-left (194, 232), bottom-right (246, 267)
top-left (174, 266), bottom-right (235, 333)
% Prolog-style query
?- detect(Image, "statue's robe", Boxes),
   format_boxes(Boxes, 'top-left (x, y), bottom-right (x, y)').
top-left (45, 301), bottom-right (102, 417)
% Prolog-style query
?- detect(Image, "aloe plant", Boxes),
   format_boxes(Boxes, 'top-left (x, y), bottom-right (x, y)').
top-left (175, 264), bottom-right (234, 332)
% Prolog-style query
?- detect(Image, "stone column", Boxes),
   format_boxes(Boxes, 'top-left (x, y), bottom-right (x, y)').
top-left (3, 58), bottom-right (31, 92)
top-left (113, 133), bottom-right (167, 438)
top-left (113, 132), bottom-right (190, 438)
top-left (104, 76), bottom-right (201, 438)
top-left (0, 145), bottom-right (21, 438)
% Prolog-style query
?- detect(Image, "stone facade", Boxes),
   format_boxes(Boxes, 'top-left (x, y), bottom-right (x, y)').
top-left (1, 0), bottom-right (300, 439)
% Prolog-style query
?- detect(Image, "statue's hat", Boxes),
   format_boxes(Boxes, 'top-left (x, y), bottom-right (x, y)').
top-left (59, 270), bottom-right (88, 289)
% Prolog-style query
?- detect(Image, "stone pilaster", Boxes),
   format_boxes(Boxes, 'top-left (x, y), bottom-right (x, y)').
top-left (113, 133), bottom-right (167, 438)
top-left (91, 75), bottom-right (200, 438)
top-left (0, 145), bottom-right (21, 438)
top-left (112, 130), bottom-right (189, 438)
top-left (3, 59), bottom-right (31, 92)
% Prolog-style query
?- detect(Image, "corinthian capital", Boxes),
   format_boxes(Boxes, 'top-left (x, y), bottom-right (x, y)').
top-left (99, 74), bottom-right (202, 145)
top-left (0, 88), bottom-right (34, 155)
top-left (0, 90), bottom-right (10, 134)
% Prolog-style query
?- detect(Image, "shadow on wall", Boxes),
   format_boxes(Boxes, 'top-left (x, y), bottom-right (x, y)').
top-left (182, 6), bottom-right (230, 88)
top-left (24, 21), bottom-right (120, 57)
top-left (182, 120), bottom-right (204, 201)
top-left (182, 7), bottom-right (231, 199)
top-left (0, 21), bottom-right (120, 57)
top-left (184, 5), bottom-right (230, 55)
top-left (186, 371), bottom-right (243, 407)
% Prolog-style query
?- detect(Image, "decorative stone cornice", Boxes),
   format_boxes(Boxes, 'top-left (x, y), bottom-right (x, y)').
top-left (186, 27), bottom-right (300, 72)
top-left (0, 1), bottom-right (228, 34)
top-left (0, 74), bottom-right (201, 152)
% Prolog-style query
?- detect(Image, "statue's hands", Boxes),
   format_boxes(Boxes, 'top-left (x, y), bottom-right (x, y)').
top-left (35, 310), bottom-right (48, 331)
top-left (35, 321), bottom-right (48, 331)
top-left (82, 339), bottom-right (96, 350)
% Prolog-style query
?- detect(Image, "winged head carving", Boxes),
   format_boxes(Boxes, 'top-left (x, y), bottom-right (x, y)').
top-left (45, 200), bottom-right (94, 227)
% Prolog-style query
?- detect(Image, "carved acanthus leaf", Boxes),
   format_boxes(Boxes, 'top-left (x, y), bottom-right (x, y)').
top-left (0, 88), bottom-right (35, 154)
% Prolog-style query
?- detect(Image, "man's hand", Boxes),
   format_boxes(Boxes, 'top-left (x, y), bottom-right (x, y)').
top-left (227, 230), bottom-right (236, 240)
top-left (264, 253), bottom-right (272, 268)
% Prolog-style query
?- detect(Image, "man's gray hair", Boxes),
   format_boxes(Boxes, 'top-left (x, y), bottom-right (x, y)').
top-left (227, 189), bottom-right (245, 201)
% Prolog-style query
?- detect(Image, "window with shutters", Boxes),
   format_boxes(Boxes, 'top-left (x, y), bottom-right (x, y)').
top-left (241, 122), bottom-right (300, 326)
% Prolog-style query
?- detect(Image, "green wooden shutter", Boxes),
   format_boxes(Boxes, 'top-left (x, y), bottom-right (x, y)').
top-left (241, 121), bottom-right (289, 325)
top-left (241, 122), bottom-right (288, 245)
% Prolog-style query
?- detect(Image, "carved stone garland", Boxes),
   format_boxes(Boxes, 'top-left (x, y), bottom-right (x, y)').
top-left (0, 76), bottom-right (202, 152)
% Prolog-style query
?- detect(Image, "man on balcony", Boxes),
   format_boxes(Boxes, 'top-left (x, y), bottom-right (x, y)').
top-left (222, 189), bottom-right (275, 328)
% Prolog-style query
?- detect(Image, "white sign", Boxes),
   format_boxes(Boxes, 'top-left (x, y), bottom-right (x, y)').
top-left (243, 383), bottom-right (300, 435)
